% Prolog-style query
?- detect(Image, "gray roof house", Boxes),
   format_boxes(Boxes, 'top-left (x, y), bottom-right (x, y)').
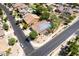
top-left (31, 20), bottom-right (51, 34)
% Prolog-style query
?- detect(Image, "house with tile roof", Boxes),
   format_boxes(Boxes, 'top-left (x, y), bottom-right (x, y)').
top-left (12, 3), bottom-right (28, 15)
top-left (12, 3), bottom-right (27, 10)
top-left (23, 13), bottom-right (40, 26)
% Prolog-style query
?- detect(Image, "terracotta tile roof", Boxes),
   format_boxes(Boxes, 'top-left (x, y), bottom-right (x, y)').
top-left (24, 13), bottom-right (40, 25)
top-left (13, 3), bottom-right (27, 10)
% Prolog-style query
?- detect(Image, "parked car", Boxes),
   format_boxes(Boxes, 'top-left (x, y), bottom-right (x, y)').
top-left (25, 37), bottom-right (30, 42)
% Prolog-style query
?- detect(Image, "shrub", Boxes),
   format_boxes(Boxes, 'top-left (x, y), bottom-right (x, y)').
top-left (29, 30), bottom-right (38, 40)
top-left (32, 4), bottom-right (49, 16)
top-left (40, 11), bottom-right (50, 20)
top-left (22, 23), bottom-right (28, 30)
top-left (68, 15), bottom-right (76, 20)
top-left (3, 23), bottom-right (9, 31)
top-left (5, 48), bottom-right (11, 56)
top-left (8, 38), bottom-right (16, 46)
top-left (3, 17), bottom-right (8, 22)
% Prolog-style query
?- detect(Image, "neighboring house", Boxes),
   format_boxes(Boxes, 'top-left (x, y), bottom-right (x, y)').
top-left (12, 3), bottom-right (28, 15)
top-left (64, 7), bottom-right (73, 14)
top-left (31, 20), bottom-right (51, 34)
top-left (12, 3), bottom-right (32, 14)
top-left (57, 5), bottom-right (64, 12)
top-left (23, 13), bottom-right (40, 25)
top-left (56, 5), bottom-right (73, 14)
top-left (12, 3), bottom-right (27, 10)
top-left (55, 5), bottom-right (64, 13)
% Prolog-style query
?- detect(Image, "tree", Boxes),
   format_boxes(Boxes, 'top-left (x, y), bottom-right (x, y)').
top-left (46, 5), bottom-right (52, 11)
top-left (22, 23), bottom-right (28, 30)
top-left (52, 21), bottom-right (59, 29)
top-left (32, 4), bottom-right (43, 16)
top-left (68, 15), bottom-right (76, 21)
top-left (7, 3), bottom-right (12, 8)
top-left (58, 46), bottom-right (70, 56)
top-left (67, 41), bottom-right (73, 45)
top-left (15, 20), bottom-right (20, 25)
top-left (3, 17), bottom-right (8, 22)
top-left (50, 14), bottom-right (61, 29)
top-left (74, 36), bottom-right (79, 42)
top-left (50, 14), bottom-right (58, 20)
top-left (75, 36), bottom-right (79, 41)
top-left (3, 23), bottom-right (9, 31)
top-left (29, 30), bottom-right (38, 40)
top-left (8, 38), bottom-right (16, 46)
top-left (69, 43), bottom-right (79, 56)
top-left (59, 35), bottom-right (79, 56)
top-left (32, 4), bottom-right (49, 16)
top-left (40, 11), bottom-right (50, 20)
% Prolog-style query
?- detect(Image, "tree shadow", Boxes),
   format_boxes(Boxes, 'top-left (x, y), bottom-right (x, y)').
top-left (0, 4), bottom-right (34, 55)
top-left (58, 46), bottom-right (69, 56)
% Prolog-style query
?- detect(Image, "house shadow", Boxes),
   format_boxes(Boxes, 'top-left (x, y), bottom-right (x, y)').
top-left (0, 4), bottom-right (34, 55)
